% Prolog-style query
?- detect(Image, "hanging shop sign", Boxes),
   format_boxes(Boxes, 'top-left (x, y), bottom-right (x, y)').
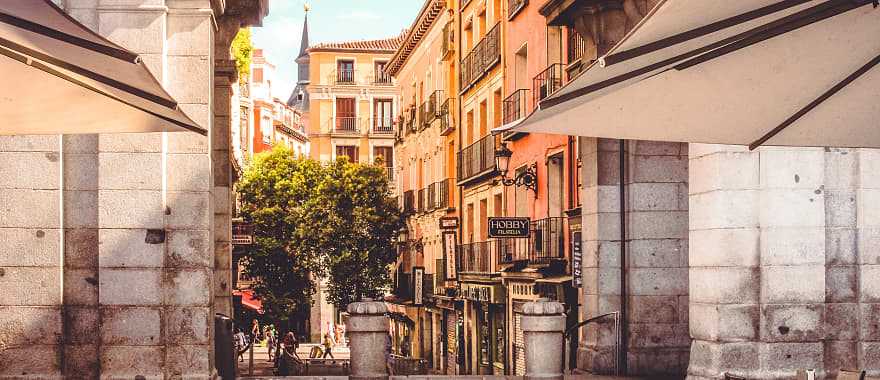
top-left (460, 283), bottom-right (503, 303)
top-left (442, 231), bottom-right (458, 280)
top-left (413, 267), bottom-right (424, 306)
top-left (487, 217), bottom-right (530, 238)
top-left (571, 231), bottom-right (583, 288)
top-left (439, 217), bottom-right (459, 229)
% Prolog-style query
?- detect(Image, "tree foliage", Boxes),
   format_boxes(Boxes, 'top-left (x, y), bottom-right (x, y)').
top-left (231, 28), bottom-right (253, 77)
top-left (237, 146), bottom-right (403, 318)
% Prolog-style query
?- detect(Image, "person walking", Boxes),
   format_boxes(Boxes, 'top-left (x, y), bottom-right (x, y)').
top-left (321, 333), bottom-right (335, 359)
top-left (266, 325), bottom-right (277, 361)
top-left (233, 329), bottom-right (247, 363)
top-left (250, 319), bottom-right (260, 342)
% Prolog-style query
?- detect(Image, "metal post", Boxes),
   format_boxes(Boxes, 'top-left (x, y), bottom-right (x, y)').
top-left (248, 339), bottom-right (254, 376)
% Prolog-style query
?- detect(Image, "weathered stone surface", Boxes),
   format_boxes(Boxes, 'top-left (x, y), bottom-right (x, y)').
top-left (166, 192), bottom-right (211, 229)
top-left (0, 346), bottom-right (61, 376)
top-left (64, 153), bottom-right (99, 191)
top-left (759, 227), bottom-right (825, 266)
top-left (823, 340), bottom-right (857, 375)
top-left (166, 344), bottom-right (211, 376)
top-left (63, 344), bottom-right (99, 379)
top-left (99, 229), bottom-right (164, 268)
top-left (98, 153), bottom-right (162, 190)
top-left (690, 267), bottom-right (759, 304)
top-left (167, 230), bottom-right (212, 268)
top-left (0, 228), bottom-right (60, 266)
top-left (858, 189), bottom-right (880, 227)
top-left (758, 342), bottom-right (823, 372)
top-left (101, 307), bottom-right (162, 345)
top-left (860, 303), bottom-right (880, 340)
top-left (98, 133), bottom-right (162, 153)
top-left (0, 189), bottom-right (59, 228)
top-left (690, 304), bottom-right (759, 341)
top-left (166, 13), bottom-right (212, 56)
top-left (760, 304), bottom-right (824, 342)
top-left (0, 306), bottom-right (61, 346)
top-left (0, 152), bottom-right (60, 189)
top-left (100, 345), bottom-right (164, 378)
top-left (163, 269), bottom-right (212, 306)
top-left (64, 190), bottom-right (98, 228)
top-left (63, 268), bottom-right (99, 305)
top-left (165, 307), bottom-right (210, 345)
top-left (628, 267), bottom-right (687, 296)
top-left (689, 228), bottom-right (759, 267)
top-left (629, 183), bottom-right (681, 211)
top-left (64, 228), bottom-right (99, 269)
top-left (0, 267), bottom-right (61, 305)
top-left (98, 9), bottom-right (165, 54)
top-left (859, 227), bottom-right (880, 265)
top-left (861, 265), bottom-right (880, 302)
top-left (829, 228), bottom-right (858, 265)
top-left (64, 307), bottom-right (99, 345)
top-left (631, 155), bottom-right (687, 183)
top-left (167, 153), bottom-right (211, 191)
top-left (629, 296), bottom-right (678, 324)
top-left (167, 131), bottom-right (209, 154)
top-left (826, 266), bottom-right (858, 303)
top-left (761, 265), bottom-right (825, 303)
top-left (0, 135), bottom-right (59, 152)
top-left (759, 148), bottom-right (824, 189)
top-left (166, 56), bottom-right (211, 103)
top-left (759, 189), bottom-right (825, 228)
top-left (825, 303), bottom-right (858, 341)
top-left (628, 211), bottom-right (688, 240)
top-left (689, 190), bottom-right (759, 230)
top-left (97, 190), bottom-right (163, 229)
top-left (99, 268), bottom-right (162, 305)
top-left (688, 151), bottom-right (759, 194)
top-left (627, 239), bottom-right (685, 268)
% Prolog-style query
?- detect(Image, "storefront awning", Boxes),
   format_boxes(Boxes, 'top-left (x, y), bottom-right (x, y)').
top-left (386, 312), bottom-right (415, 326)
top-left (499, 0), bottom-right (880, 149)
top-left (0, 0), bottom-right (204, 135)
top-left (234, 290), bottom-right (264, 314)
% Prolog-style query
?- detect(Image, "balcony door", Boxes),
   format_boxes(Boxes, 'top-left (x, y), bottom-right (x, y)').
top-left (336, 145), bottom-right (358, 163)
top-left (374, 146), bottom-right (394, 180)
top-left (337, 60), bottom-right (354, 83)
top-left (336, 97), bottom-right (356, 132)
top-left (374, 98), bottom-right (393, 132)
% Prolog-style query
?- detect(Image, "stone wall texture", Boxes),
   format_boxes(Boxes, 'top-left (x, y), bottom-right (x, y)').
top-left (578, 139), bottom-right (690, 375)
top-left (0, 0), bottom-right (229, 378)
top-left (687, 144), bottom-right (880, 379)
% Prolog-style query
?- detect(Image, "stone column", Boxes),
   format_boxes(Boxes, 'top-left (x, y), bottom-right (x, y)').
top-left (346, 299), bottom-right (390, 380)
top-left (522, 298), bottom-right (566, 380)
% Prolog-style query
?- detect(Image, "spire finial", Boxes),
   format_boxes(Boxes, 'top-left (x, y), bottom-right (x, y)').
top-left (304, 3), bottom-right (311, 13)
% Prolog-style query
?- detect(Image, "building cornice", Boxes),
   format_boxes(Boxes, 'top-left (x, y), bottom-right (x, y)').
top-left (385, 0), bottom-right (446, 76)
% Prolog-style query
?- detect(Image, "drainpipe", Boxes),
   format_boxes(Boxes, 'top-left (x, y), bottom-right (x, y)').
top-left (618, 139), bottom-right (628, 375)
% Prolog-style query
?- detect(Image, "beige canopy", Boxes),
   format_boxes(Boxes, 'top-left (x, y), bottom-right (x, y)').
top-left (501, 0), bottom-right (880, 149)
top-left (0, 0), bottom-right (204, 135)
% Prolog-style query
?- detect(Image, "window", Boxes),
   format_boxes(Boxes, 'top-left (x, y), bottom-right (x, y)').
top-left (337, 60), bottom-right (355, 83)
top-left (515, 45), bottom-right (528, 89)
top-left (479, 100), bottom-right (487, 138)
top-left (336, 145), bottom-right (358, 162)
top-left (374, 61), bottom-right (391, 84)
top-left (253, 68), bottom-right (263, 83)
top-left (374, 99), bottom-right (394, 131)
top-left (336, 97), bottom-right (357, 132)
top-left (374, 146), bottom-right (394, 167)
top-left (548, 153), bottom-right (564, 217)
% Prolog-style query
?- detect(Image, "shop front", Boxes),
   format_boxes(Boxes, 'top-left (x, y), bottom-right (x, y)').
top-left (460, 282), bottom-right (506, 375)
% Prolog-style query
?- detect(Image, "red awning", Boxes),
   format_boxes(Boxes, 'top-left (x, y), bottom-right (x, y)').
top-left (234, 290), bottom-right (264, 314)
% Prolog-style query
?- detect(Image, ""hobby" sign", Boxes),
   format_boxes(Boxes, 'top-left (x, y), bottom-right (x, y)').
top-left (487, 217), bottom-right (530, 238)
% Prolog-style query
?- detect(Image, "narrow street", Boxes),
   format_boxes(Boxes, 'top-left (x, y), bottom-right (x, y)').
top-left (237, 343), bottom-right (351, 378)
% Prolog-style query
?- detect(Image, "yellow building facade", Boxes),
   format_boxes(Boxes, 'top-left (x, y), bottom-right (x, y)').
top-left (386, 0), bottom-right (459, 373)
top-left (306, 35), bottom-right (405, 176)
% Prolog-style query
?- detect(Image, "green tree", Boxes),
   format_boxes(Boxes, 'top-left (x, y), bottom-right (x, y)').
top-left (311, 158), bottom-right (403, 308)
top-left (237, 146), bottom-right (323, 321)
top-left (231, 28), bottom-right (253, 78)
top-left (237, 147), bottom-right (403, 317)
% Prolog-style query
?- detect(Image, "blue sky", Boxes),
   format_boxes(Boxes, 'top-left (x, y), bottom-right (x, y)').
top-left (252, 0), bottom-right (423, 99)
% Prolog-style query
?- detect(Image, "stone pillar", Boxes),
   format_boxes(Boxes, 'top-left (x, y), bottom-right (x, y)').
top-left (346, 300), bottom-right (390, 380)
top-left (687, 144), bottom-right (880, 379)
top-left (522, 299), bottom-right (566, 380)
top-left (579, 138), bottom-right (689, 375)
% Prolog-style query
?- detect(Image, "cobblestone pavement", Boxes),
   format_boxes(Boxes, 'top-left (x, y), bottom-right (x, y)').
top-left (237, 343), bottom-right (351, 377)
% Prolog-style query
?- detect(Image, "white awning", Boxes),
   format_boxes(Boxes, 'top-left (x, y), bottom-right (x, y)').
top-left (0, 0), bottom-right (204, 135)
top-left (501, 0), bottom-right (880, 149)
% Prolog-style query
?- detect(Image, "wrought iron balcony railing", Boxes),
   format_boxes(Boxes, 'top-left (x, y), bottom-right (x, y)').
top-left (457, 134), bottom-right (498, 184)
top-left (336, 68), bottom-right (355, 84)
top-left (458, 241), bottom-right (497, 274)
top-left (439, 99), bottom-right (453, 135)
top-left (503, 88), bottom-right (531, 125)
top-left (438, 178), bottom-right (452, 209)
top-left (334, 116), bottom-right (360, 133)
top-left (533, 63), bottom-right (564, 107)
top-left (371, 117), bottom-right (394, 134)
top-left (441, 22), bottom-right (454, 59)
top-left (403, 190), bottom-right (415, 214)
top-left (531, 217), bottom-right (566, 263)
top-left (460, 23), bottom-right (501, 92)
top-left (417, 188), bottom-right (425, 213)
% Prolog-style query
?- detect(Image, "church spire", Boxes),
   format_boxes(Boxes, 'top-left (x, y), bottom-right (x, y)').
top-left (297, 4), bottom-right (310, 59)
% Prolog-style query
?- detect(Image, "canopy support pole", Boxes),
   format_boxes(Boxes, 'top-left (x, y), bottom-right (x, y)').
top-left (749, 51), bottom-right (880, 150)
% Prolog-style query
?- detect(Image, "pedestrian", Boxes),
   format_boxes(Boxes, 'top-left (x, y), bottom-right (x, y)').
top-left (321, 333), bottom-right (335, 359)
top-left (233, 329), bottom-right (247, 363)
top-left (251, 319), bottom-right (261, 343)
top-left (278, 332), bottom-right (301, 376)
top-left (401, 334), bottom-right (411, 357)
top-left (266, 325), bottom-right (277, 361)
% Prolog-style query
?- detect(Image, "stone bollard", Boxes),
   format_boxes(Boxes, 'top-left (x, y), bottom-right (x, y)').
top-left (346, 298), bottom-right (389, 380)
top-left (522, 298), bottom-right (566, 380)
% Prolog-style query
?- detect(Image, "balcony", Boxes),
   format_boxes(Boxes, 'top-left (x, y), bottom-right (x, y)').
top-left (497, 237), bottom-right (529, 264)
top-left (439, 99), bottom-right (453, 136)
top-left (460, 23), bottom-right (501, 92)
top-left (384, 167), bottom-right (395, 183)
top-left (503, 88), bottom-right (531, 125)
top-left (426, 183), bottom-right (437, 211)
top-left (438, 178), bottom-right (452, 209)
top-left (238, 80), bottom-right (250, 99)
top-left (403, 190), bottom-right (415, 214)
top-left (457, 134), bottom-right (498, 185)
top-left (371, 73), bottom-right (393, 86)
top-left (567, 27), bottom-right (588, 79)
top-left (530, 217), bottom-right (566, 263)
top-left (417, 188), bottom-right (425, 213)
top-left (458, 241), bottom-right (498, 274)
top-left (533, 63), bottom-right (564, 106)
top-left (334, 116), bottom-right (360, 134)
top-left (508, 0), bottom-right (528, 19)
top-left (232, 221), bottom-right (254, 246)
top-left (336, 68), bottom-right (356, 85)
top-left (371, 117), bottom-right (394, 135)
top-left (440, 22), bottom-right (454, 59)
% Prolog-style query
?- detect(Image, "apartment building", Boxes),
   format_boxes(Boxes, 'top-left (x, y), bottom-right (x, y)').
top-left (385, 0), bottom-right (459, 373)
top-left (305, 33), bottom-right (404, 182)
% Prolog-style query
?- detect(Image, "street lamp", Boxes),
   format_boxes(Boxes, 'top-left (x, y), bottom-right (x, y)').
top-left (397, 226), bottom-right (409, 245)
top-left (494, 143), bottom-right (538, 194)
